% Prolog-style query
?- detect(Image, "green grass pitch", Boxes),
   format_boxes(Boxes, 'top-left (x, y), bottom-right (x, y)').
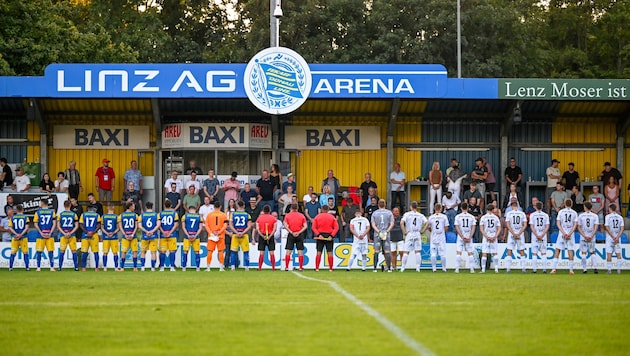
top-left (0, 269), bottom-right (627, 355)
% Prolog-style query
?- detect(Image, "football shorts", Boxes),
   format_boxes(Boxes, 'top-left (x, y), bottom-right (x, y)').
top-left (404, 238), bottom-right (422, 252)
top-left (59, 236), bottom-right (77, 251)
top-left (141, 239), bottom-right (158, 253)
top-left (456, 237), bottom-right (475, 253)
top-left (159, 237), bottom-right (177, 252)
top-left (284, 232), bottom-right (304, 251)
top-left (390, 240), bottom-right (404, 252)
top-left (530, 238), bottom-right (548, 255)
top-left (35, 237), bottom-right (55, 252)
top-left (231, 233), bottom-right (250, 252)
top-left (482, 239), bottom-right (498, 254)
top-left (121, 238), bottom-right (139, 253)
top-left (81, 237), bottom-right (99, 253)
top-left (351, 242), bottom-right (368, 256)
top-left (579, 240), bottom-right (596, 254)
top-left (554, 235), bottom-right (575, 251)
top-left (606, 238), bottom-right (621, 255)
top-left (507, 235), bottom-right (526, 251)
top-left (11, 237), bottom-right (29, 254)
top-left (183, 238), bottom-right (200, 253)
top-left (430, 240), bottom-right (446, 257)
top-left (103, 239), bottom-right (120, 254)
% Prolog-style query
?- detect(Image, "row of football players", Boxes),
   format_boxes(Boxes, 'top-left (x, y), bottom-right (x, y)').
top-left (346, 198), bottom-right (625, 274)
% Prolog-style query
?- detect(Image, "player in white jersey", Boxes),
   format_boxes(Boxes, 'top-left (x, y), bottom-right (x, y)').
top-left (604, 203), bottom-right (624, 274)
top-left (425, 203), bottom-right (450, 272)
top-left (551, 199), bottom-right (578, 274)
top-left (504, 201), bottom-right (528, 273)
top-left (454, 202), bottom-right (477, 273)
top-left (400, 201), bottom-right (427, 272)
top-left (479, 204), bottom-right (501, 273)
top-left (347, 210), bottom-right (370, 271)
top-left (577, 201), bottom-right (600, 274)
top-left (529, 201), bottom-right (550, 273)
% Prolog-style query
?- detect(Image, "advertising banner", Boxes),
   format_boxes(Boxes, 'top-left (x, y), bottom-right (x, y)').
top-left (284, 126), bottom-right (381, 150)
top-left (162, 123), bottom-right (272, 149)
top-left (0, 193), bottom-right (67, 217)
top-left (54, 125), bottom-right (150, 149)
top-left (1, 242), bottom-right (628, 270)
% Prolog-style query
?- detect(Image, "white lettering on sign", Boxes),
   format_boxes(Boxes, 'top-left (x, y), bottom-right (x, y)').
top-left (162, 123), bottom-right (272, 149)
top-left (313, 78), bottom-right (414, 94)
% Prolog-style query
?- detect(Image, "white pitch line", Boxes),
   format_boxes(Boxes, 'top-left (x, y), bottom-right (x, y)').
top-left (293, 272), bottom-right (436, 356)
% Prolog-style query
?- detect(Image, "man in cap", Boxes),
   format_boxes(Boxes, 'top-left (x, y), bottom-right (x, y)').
top-left (95, 158), bottom-right (115, 202)
top-left (12, 167), bottom-right (31, 192)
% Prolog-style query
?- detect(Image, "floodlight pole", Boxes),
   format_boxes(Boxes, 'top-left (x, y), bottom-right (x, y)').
top-left (457, 0), bottom-right (462, 78)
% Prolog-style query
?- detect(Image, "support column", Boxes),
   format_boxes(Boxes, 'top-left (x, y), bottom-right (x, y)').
top-left (151, 98), bottom-right (162, 206)
top-left (500, 135), bottom-right (508, 205)
top-left (386, 99), bottom-right (400, 209)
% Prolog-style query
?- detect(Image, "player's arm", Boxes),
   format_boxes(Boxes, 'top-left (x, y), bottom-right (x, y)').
top-left (400, 219), bottom-right (407, 236)
top-left (454, 223), bottom-right (464, 239)
top-left (150, 218), bottom-right (161, 236)
top-left (69, 218), bottom-right (79, 236)
top-left (370, 219), bottom-right (380, 233)
top-left (312, 217), bottom-right (321, 237)
top-left (516, 216), bottom-right (527, 236)
top-left (386, 218), bottom-right (394, 233)
top-left (469, 222), bottom-right (477, 241)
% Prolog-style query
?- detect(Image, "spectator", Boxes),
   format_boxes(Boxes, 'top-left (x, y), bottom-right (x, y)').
top-left (12, 167), bottom-right (31, 192)
top-left (123, 160), bottom-right (143, 195)
top-left (445, 158), bottom-right (458, 179)
top-left (182, 185), bottom-right (201, 212)
top-left (199, 195), bottom-right (214, 221)
top-left (284, 195), bottom-right (303, 215)
top-left (70, 197), bottom-right (83, 240)
top-left (202, 169), bottom-right (220, 202)
top-left (87, 192), bottom-right (104, 216)
top-left (359, 173), bottom-right (378, 209)
top-left (282, 173), bottom-right (296, 195)
top-left (223, 171), bottom-right (241, 212)
top-left (95, 158), bottom-right (115, 202)
top-left (303, 193), bottom-right (320, 240)
top-left (550, 182), bottom-right (568, 230)
top-left (64, 160), bottom-right (82, 199)
top-left (256, 170), bottom-right (275, 212)
top-left (545, 159), bottom-right (561, 213)
top-left (470, 157), bottom-right (488, 211)
top-left (0, 207), bottom-right (12, 242)
top-left (185, 171), bottom-right (201, 195)
top-left (302, 186), bottom-right (315, 206)
top-left (588, 185), bottom-right (605, 231)
top-left (525, 197), bottom-right (539, 218)
top-left (570, 185), bottom-right (585, 213)
top-left (562, 162), bottom-right (580, 191)
top-left (122, 181), bottom-right (142, 214)
top-left (446, 161), bottom-right (466, 200)
top-left (502, 183), bottom-right (523, 212)
top-left (321, 169), bottom-right (340, 197)
top-left (319, 184), bottom-right (335, 207)
top-left (364, 196), bottom-right (378, 221)
top-left (0, 157), bottom-right (14, 190)
top-left (428, 161), bottom-right (442, 214)
top-left (39, 173), bottom-right (55, 194)
top-left (341, 197), bottom-right (360, 243)
top-left (245, 197), bottom-right (262, 241)
top-left (363, 186), bottom-right (378, 210)
top-left (463, 182), bottom-right (482, 205)
top-left (504, 157), bottom-right (523, 193)
top-left (277, 185), bottom-right (295, 217)
top-left (164, 170), bottom-right (184, 195)
top-left (165, 182), bottom-right (182, 215)
top-left (240, 183), bottom-right (258, 203)
top-left (184, 160), bottom-right (203, 175)
top-left (441, 191), bottom-right (460, 229)
top-left (494, 205), bottom-right (508, 243)
top-left (4, 194), bottom-right (15, 215)
top-left (598, 161), bottom-right (623, 191)
top-left (55, 172), bottom-right (69, 194)
top-left (604, 175), bottom-right (620, 215)
top-left (224, 199), bottom-right (237, 220)
top-left (270, 164), bottom-right (282, 201)
top-left (390, 162), bottom-right (406, 212)
top-left (482, 157), bottom-right (497, 204)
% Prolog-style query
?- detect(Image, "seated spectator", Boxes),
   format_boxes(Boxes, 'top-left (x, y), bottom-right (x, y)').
top-left (570, 185), bottom-right (584, 213)
top-left (55, 172), bottom-right (69, 193)
top-left (240, 183), bottom-right (258, 203)
top-left (441, 191), bottom-right (460, 229)
top-left (39, 173), bottom-right (55, 194)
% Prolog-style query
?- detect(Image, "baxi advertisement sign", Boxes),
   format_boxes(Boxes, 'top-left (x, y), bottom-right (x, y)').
top-left (54, 125), bottom-right (150, 149)
top-left (284, 126), bottom-right (381, 150)
top-left (162, 123), bottom-right (272, 149)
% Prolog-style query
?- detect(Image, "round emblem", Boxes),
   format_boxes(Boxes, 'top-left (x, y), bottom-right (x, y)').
top-left (244, 47), bottom-right (311, 115)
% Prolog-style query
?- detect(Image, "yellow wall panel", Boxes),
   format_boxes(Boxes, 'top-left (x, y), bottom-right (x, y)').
top-left (550, 148), bottom-right (616, 182)
top-left (295, 149), bottom-right (387, 197)
top-left (551, 118), bottom-right (617, 144)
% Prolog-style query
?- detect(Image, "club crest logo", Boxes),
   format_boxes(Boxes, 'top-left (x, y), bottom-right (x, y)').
top-left (244, 47), bottom-right (311, 115)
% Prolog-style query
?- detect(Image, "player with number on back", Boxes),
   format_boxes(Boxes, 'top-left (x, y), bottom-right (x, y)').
top-left (479, 204), bottom-right (501, 273)
top-left (577, 201), bottom-right (599, 274)
top-left (182, 205), bottom-right (203, 271)
top-left (101, 204), bottom-right (120, 271)
top-left (205, 201), bottom-right (228, 272)
top-left (551, 199), bottom-right (578, 274)
top-left (604, 203), bottom-right (624, 274)
top-left (228, 200), bottom-right (253, 271)
top-left (347, 210), bottom-right (370, 271)
top-left (57, 200), bottom-right (79, 271)
top-left (80, 205), bottom-right (102, 272)
top-left (8, 205), bottom-right (30, 271)
top-left (139, 202), bottom-right (161, 272)
top-left (454, 202), bottom-right (477, 273)
top-left (33, 199), bottom-right (57, 272)
top-left (118, 201), bottom-right (140, 272)
top-left (371, 199), bottom-right (394, 272)
top-left (159, 199), bottom-right (179, 271)
top-left (529, 201), bottom-right (550, 273)
top-left (400, 201), bottom-right (427, 272)
top-left (426, 203), bottom-right (449, 273)
top-left (504, 201), bottom-right (528, 273)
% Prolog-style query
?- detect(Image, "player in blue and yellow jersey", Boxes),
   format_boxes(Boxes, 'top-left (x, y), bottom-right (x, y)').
top-left (158, 199), bottom-right (179, 272)
top-left (228, 200), bottom-right (253, 271)
top-left (33, 199), bottom-right (57, 272)
top-left (8, 205), bottom-right (30, 271)
top-left (101, 204), bottom-right (120, 271)
top-left (57, 200), bottom-right (79, 271)
top-left (139, 202), bottom-right (161, 271)
top-left (182, 205), bottom-right (203, 271)
top-left (79, 205), bottom-right (102, 271)
top-left (118, 201), bottom-right (140, 271)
